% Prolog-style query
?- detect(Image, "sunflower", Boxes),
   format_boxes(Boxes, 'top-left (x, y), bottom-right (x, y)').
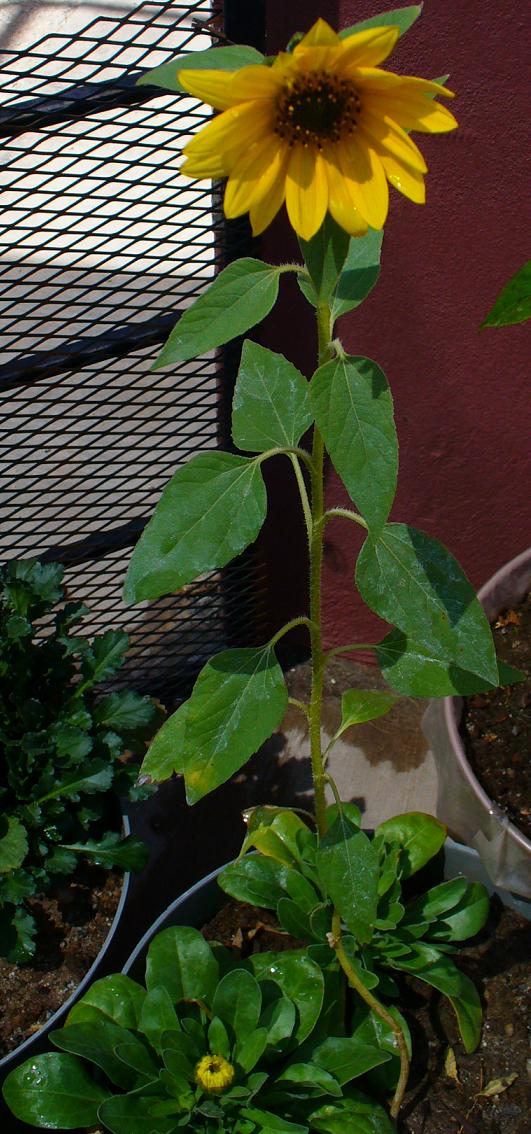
top-left (178, 18), bottom-right (457, 241)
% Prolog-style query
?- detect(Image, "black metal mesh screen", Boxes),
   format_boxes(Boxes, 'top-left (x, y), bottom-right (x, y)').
top-left (0, 1), bottom-right (267, 702)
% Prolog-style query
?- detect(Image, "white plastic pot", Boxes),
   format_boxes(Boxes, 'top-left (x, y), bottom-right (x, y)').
top-left (423, 548), bottom-right (531, 902)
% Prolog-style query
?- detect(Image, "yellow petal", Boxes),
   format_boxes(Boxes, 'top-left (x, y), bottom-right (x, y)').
top-left (249, 150), bottom-right (291, 235)
top-left (359, 110), bottom-right (428, 172)
top-left (368, 90), bottom-right (458, 133)
top-left (179, 65), bottom-right (280, 111)
top-left (296, 18), bottom-right (341, 48)
top-left (293, 45), bottom-right (339, 73)
top-left (178, 69), bottom-right (238, 110)
top-left (323, 151), bottom-right (368, 236)
top-left (354, 68), bottom-right (455, 98)
top-left (338, 137), bottom-right (389, 231)
top-left (180, 153), bottom-right (229, 179)
top-left (228, 65), bottom-right (282, 101)
top-left (224, 134), bottom-right (288, 218)
top-left (183, 102), bottom-right (274, 168)
top-left (285, 146), bottom-right (328, 241)
top-left (338, 26), bottom-right (400, 69)
top-left (378, 151), bottom-right (426, 203)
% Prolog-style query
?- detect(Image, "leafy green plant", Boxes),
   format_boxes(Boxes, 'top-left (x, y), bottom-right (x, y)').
top-left (220, 807), bottom-right (489, 1058)
top-left (3, 924), bottom-right (397, 1133)
top-left (0, 558), bottom-right (163, 962)
top-left (3, 7), bottom-right (525, 1130)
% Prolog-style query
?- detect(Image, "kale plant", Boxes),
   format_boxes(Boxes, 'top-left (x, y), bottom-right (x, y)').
top-left (0, 558), bottom-right (163, 962)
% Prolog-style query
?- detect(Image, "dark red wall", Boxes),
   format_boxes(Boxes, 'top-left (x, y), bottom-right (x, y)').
top-left (262, 0), bottom-right (530, 651)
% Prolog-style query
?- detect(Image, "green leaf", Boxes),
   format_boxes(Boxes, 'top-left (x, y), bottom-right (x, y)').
top-left (299, 215), bottom-right (350, 300)
top-left (261, 994), bottom-right (297, 1049)
top-left (356, 524), bottom-right (498, 687)
top-left (335, 689), bottom-right (396, 740)
top-left (138, 987), bottom-right (181, 1054)
top-left (182, 645), bottom-right (288, 803)
top-left (310, 355), bottom-right (397, 534)
top-left (309, 1089), bottom-right (396, 1133)
top-left (68, 974), bottom-right (146, 1030)
top-left (316, 825), bottom-right (379, 944)
top-left (153, 258), bottom-right (281, 367)
top-left (137, 45), bottom-right (265, 92)
top-left (51, 1020), bottom-right (139, 1090)
top-left (391, 946), bottom-right (483, 1052)
top-left (0, 815), bottom-right (28, 872)
top-left (330, 230), bottom-right (383, 318)
top-left (427, 882), bottom-right (490, 942)
top-left (94, 690), bottom-right (159, 733)
top-left (480, 260), bottom-right (531, 327)
top-left (212, 969), bottom-right (262, 1041)
top-left (234, 1026), bottom-right (268, 1073)
top-left (208, 1015), bottom-right (231, 1060)
top-left (2, 1052), bottom-right (110, 1128)
top-left (139, 701), bottom-right (188, 783)
top-left (62, 832), bottom-right (149, 872)
top-left (325, 802), bottom-right (361, 829)
top-left (98, 1091), bottom-right (183, 1134)
top-left (276, 897), bottom-right (314, 942)
top-left (80, 628), bottom-right (128, 684)
top-left (375, 812), bottom-right (446, 877)
top-left (312, 1036), bottom-right (391, 1085)
top-left (340, 5), bottom-right (423, 40)
top-left (218, 853), bottom-right (296, 909)
top-left (375, 627), bottom-right (509, 696)
top-left (250, 951), bottom-right (325, 1043)
top-left (275, 1061), bottom-right (342, 1096)
top-left (497, 658), bottom-right (526, 685)
top-left (124, 451), bottom-right (266, 604)
top-left (403, 877), bottom-right (469, 926)
top-left (232, 340), bottom-right (313, 453)
top-left (241, 1108), bottom-right (308, 1133)
top-left (145, 926), bottom-right (218, 1005)
top-left (35, 762), bottom-right (113, 804)
top-left (242, 807), bottom-right (310, 865)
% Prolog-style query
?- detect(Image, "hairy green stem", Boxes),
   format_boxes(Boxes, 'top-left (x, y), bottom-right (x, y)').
top-left (289, 454), bottom-right (313, 549)
top-left (322, 507), bottom-right (368, 529)
top-left (269, 616), bottom-right (314, 650)
top-left (257, 445), bottom-right (314, 473)
top-left (324, 641), bottom-right (376, 661)
top-left (330, 912), bottom-right (410, 1119)
top-left (308, 300), bottom-right (335, 838)
top-left (288, 697), bottom-right (311, 721)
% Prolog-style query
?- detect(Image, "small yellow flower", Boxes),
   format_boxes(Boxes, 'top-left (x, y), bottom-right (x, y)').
top-left (195, 1053), bottom-right (235, 1094)
top-left (178, 18), bottom-right (457, 241)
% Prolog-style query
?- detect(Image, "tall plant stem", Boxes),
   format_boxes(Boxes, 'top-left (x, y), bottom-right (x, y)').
top-left (330, 912), bottom-right (410, 1118)
top-left (308, 300), bottom-right (334, 838)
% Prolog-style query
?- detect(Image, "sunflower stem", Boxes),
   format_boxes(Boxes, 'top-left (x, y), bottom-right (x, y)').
top-left (306, 300), bottom-right (335, 838)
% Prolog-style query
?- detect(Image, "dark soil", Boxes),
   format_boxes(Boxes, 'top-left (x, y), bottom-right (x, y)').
top-left (203, 898), bottom-right (530, 1134)
top-left (0, 863), bottom-right (121, 1057)
top-left (400, 899), bottom-right (530, 1134)
top-left (462, 593), bottom-right (531, 840)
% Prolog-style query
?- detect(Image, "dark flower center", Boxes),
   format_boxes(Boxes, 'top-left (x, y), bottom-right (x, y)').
top-left (274, 71), bottom-right (362, 149)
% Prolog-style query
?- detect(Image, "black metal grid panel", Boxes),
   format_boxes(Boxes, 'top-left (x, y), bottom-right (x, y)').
top-left (0, 1), bottom-right (268, 703)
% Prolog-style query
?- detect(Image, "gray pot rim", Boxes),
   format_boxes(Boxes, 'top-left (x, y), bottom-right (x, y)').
top-left (123, 836), bottom-right (530, 981)
top-left (0, 811), bottom-right (131, 1073)
top-left (442, 547), bottom-right (531, 857)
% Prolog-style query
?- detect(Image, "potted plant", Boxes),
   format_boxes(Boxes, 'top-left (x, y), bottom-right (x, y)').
top-left (0, 557), bottom-right (163, 1069)
top-left (2, 9), bottom-right (525, 1130)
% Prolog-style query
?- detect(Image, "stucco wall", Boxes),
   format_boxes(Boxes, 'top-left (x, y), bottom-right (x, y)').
top-left (262, 0), bottom-right (530, 650)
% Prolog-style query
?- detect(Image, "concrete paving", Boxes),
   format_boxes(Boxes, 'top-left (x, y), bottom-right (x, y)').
top-left (251, 657), bottom-right (437, 829)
